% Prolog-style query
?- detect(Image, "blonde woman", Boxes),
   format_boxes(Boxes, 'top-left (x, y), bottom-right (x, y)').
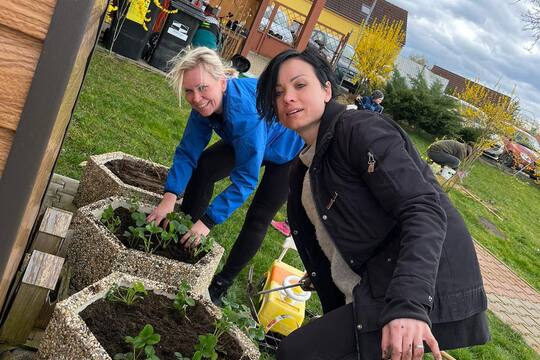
top-left (148, 47), bottom-right (304, 304)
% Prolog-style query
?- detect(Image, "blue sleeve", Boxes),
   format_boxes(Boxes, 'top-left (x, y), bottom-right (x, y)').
top-left (204, 116), bottom-right (266, 225)
top-left (164, 111), bottom-right (212, 196)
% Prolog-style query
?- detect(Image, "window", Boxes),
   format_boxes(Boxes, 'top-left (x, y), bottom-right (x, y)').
top-left (361, 4), bottom-right (371, 15)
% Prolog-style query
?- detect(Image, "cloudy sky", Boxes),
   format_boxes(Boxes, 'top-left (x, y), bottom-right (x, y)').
top-left (390, 0), bottom-right (540, 125)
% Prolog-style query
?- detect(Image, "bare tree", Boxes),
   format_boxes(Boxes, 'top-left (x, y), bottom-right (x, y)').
top-left (523, 0), bottom-right (540, 48)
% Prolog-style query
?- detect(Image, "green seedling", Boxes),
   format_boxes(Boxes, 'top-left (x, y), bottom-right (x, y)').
top-left (174, 353), bottom-right (190, 360)
top-left (131, 211), bottom-right (147, 227)
top-left (128, 196), bottom-right (141, 213)
top-left (166, 212), bottom-right (191, 235)
top-left (191, 235), bottom-right (214, 259)
top-left (192, 333), bottom-right (218, 360)
top-left (124, 225), bottom-right (147, 249)
top-left (101, 204), bottom-right (121, 234)
top-left (221, 298), bottom-right (265, 343)
top-left (114, 324), bottom-right (161, 360)
top-left (142, 221), bottom-right (162, 253)
top-left (106, 281), bottom-right (147, 306)
top-left (173, 281), bottom-right (195, 316)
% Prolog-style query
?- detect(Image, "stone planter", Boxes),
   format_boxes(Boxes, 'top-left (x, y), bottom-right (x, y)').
top-left (73, 152), bottom-right (170, 208)
top-left (37, 272), bottom-right (260, 359)
top-left (66, 196), bottom-right (224, 295)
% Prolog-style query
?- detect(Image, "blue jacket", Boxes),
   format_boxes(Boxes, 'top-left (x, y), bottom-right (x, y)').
top-left (361, 96), bottom-right (383, 113)
top-left (164, 77), bottom-right (304, 225)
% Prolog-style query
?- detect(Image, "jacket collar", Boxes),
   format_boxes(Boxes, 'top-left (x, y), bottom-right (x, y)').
top-left (315, 100), bottom-right (347, 157)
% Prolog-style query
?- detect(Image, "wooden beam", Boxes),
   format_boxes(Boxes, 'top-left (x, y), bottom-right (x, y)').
top-left (0, 0), bottom-right (108, 313)
top-left (0, 251), bottom-right (64, 344)
top-left (295, 0), bottom-right (327, 51)
top-left (241, 0), bottom-right (271, 57)
top-left (30, 207), bottom-right (73, 254)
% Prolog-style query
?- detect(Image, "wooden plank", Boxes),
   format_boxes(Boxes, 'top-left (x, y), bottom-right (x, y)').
top-left (0, 0), bottom-right (56, 41)
top-left (0, 0), bottom-right (108, 312)
top-left (0, 250), bottom-right (63, 344)
top-left (22, 250), bottom-right (64, 290)
top-left (39, 207), bottom-right (73, 238)
top-left (0, 128), bottom-right (15, 176)
top-left (0, 25), bottom-right (43, 135)
top-left (31, 207), bottom-right (73, 255)
top-left (0, 284), bottom-right (49, 344)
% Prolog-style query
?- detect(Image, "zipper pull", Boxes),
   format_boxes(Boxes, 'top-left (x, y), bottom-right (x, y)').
top-left (326, 192), bottom-right (339, 210)
top-left (367, 152), bottom-right (376, 173)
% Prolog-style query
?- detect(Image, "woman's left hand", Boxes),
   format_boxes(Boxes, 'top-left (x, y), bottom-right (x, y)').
top-left (180, 220), bottom-right (210, 248)
top-left (381, 318), bottom-right (441, 360)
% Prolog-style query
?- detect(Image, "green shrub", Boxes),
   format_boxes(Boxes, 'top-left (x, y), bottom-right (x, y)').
top-left (384, 71), bottom-right (462, 137)
top-left (457, 126), bottom-right (483, 143)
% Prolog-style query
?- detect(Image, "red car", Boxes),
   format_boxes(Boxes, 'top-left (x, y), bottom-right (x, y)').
top-left (500, 129), bottom-right (540, 178)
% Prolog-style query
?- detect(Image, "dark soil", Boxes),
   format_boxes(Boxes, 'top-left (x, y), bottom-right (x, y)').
top-left (112, 207), bottom-right (204, 264)
top-left (80, 292), bottom-right (244, 359)
top-left (105, 159), bottom-right (168, 194)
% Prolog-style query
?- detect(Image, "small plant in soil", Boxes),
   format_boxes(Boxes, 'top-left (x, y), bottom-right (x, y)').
top-left (173, 281), bottom-right (195, 316)
top-left (191, 234), bottom-right (214, 259)
top-left (174, 353), bottom-right (191, 360)
top-left (102, 204), bottom-right (214, 263)
top-left (221, 298), bottom-right (265, 343)
top-left (101, 204), bottom-right (121, 233)
top-left (114, 324), bottom-right (161, 360)
top-left (106, 281), bottom-right (147, 306)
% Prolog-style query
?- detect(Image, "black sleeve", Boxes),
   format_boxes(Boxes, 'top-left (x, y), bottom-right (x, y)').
top-left (346, 113), bottom-right (447, 327)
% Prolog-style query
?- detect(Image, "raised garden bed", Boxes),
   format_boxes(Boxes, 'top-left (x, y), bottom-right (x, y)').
top-left (36, 272), bottom-right (260, 359)
top-left (73, 152), bottom-right (171, 208)
top-left (66, 196), bottom-right (224, 295)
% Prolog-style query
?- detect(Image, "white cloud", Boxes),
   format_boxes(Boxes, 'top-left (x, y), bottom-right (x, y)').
top-left (391, 0), bottom-right (540, 124)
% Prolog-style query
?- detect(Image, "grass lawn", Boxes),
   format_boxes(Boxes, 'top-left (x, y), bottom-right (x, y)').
top-left (55, 49), bottom-right (540, 359)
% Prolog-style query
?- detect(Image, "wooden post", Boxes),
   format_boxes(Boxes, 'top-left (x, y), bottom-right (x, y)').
top-left (240, 0), bottom-right (271, 57)
top-left (0, 250), bottom-right (64, 344)
top-left (30, 207), bottom-right (73, 255)
top-left (294, 0), bottom-right (327, 51)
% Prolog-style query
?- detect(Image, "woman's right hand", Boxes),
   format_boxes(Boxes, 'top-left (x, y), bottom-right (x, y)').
top-left (147, 192), bottom-right (177, 226)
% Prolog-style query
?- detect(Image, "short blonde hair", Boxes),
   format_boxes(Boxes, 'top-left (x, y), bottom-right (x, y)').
top-left (167, 47), bottom-right (226, 103)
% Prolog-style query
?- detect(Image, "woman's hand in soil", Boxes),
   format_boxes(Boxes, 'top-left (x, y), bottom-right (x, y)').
top-left (381, 318), bottom-right (441, 360)
top-left (147, 192), bottom-right (177, 226)
top-left (180, 220), bottom-right (210, 248)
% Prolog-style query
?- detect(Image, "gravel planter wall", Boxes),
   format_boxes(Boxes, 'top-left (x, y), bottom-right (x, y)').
top-left (66, 196), bottom-right (224, 294)
top-left (36, 272), bottom-right (260, 360)
top-left (73, 152), bottom-right (170, 208)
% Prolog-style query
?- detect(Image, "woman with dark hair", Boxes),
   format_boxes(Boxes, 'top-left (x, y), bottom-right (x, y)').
top-left (256, 48), bottom-right (489, 360)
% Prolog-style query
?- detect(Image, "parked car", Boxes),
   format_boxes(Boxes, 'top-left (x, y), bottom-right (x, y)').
top-left (499, 129), bottom-right (540, 178)
top-left (483, 134), bottom-right (505, 161)
top-left (259, 6), bottom-right (294, 45)
top-left (308, 29), bottom-right (359, 91)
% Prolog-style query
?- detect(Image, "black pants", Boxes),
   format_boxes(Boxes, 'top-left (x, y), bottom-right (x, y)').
top-left (427, 149), bottom-right (460, 170)
top-left (277, 302), bottom-right (489, 360)
top-left (181, 140), bottom-right (292, 282)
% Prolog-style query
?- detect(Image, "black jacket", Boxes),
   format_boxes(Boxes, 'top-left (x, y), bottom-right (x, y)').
top-left (287, 101), bottom-right (488, 348)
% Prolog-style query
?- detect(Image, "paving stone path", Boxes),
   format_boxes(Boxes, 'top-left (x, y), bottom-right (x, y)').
top-left (475, 242), bottom-right (540, 354)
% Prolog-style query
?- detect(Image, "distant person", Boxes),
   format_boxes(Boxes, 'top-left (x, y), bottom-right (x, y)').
top-left (427, 139), bottom-right (473, 170)
top-left (356, 89), bottom-right (384, 113)
top-left (192, 5), bottom-right (221, 50)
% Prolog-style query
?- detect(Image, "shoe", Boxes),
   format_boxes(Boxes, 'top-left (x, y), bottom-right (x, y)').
top-left (208, 274), bottom-right (232, 306)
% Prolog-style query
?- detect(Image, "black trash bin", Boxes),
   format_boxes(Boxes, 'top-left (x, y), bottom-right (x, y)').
top-left (103, 0), bottom-right (160, 60)
top-left (149, 0), bottom-right (205, 72)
